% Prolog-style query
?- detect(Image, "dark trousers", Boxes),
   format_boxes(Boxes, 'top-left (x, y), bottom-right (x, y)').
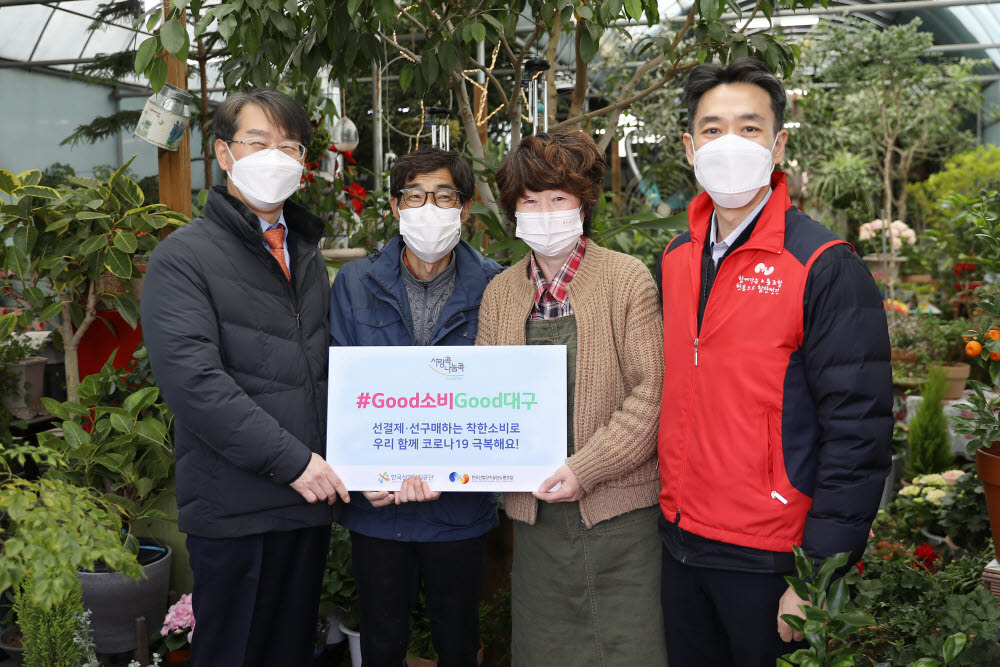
top-left (186, 524), bottom-right (331, 667)
top-left (660, 544), bottom-right (807, 667)
top-left (351, 531), bottom-right (486, 667)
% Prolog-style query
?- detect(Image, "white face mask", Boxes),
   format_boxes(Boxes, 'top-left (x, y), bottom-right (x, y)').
top-left (227, 146), bottom-right (304, 210)
top-left (399, 205), bottom-right (462, 263)
top-left (515, 207), bottom-right (584, 259)
top-left (693, 134), bottom-right (778, 209)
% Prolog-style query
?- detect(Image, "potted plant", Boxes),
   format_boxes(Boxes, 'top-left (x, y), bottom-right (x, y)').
top-left (953, 190), bottom-right (1000, 562)
top-left (321, 525), bottom-right (360, 666)
top-left (904, 369), bottom-right (954, 479)
top-left (0, 159), bottom-right (185, 402)
top-left (33, 350), bottom-right (175, 654)
top-left (0, 329), bottom-right (45, 433)
top-left (159, 594), bottom-right (194, 665)
top-left (0, 444), bottom-right (144, 665)
top-left (857, 218), bottom-right (917, 282)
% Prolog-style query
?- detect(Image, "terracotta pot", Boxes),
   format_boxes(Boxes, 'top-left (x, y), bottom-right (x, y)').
top-left (976, 444), bottom-right (1000, 562)
top-left (891, 348), bottom-right (918, 364)
top-left (932, 362), bottom-right (971, 400)
top-left (164, 648), bottom-right (191, 665)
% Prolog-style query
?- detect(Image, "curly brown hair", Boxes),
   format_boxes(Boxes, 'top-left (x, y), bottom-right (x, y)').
top-left (495, 131), bottom-right (607, 235)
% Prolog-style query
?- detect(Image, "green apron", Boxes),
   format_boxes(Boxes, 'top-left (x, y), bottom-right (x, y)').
top-left (513, 315), bottom-right (668, 666)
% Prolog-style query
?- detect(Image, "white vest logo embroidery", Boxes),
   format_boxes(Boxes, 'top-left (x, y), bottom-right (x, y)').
top-left (754, 262), bottom-right (775, 276)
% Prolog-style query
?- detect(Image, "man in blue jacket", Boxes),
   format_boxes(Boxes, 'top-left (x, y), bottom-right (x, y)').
top-left (330, 146), bottom-right (501, 667)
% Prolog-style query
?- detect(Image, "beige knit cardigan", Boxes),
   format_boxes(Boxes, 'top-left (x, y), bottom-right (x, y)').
top-left (475, 242), bottom-right (664, 528)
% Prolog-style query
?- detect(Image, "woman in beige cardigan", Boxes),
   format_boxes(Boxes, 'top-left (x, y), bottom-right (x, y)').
top-left (477, 131), bottom-right (666, 665)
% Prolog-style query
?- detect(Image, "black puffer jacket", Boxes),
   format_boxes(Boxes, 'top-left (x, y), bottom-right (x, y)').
top-left (141, 186), bottom-right (333, 538)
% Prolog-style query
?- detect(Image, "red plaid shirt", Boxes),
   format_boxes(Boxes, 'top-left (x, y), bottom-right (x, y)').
top-left (528, 236), bottom-right (587, 320)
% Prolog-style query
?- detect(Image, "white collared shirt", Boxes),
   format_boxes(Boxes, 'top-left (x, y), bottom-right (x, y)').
top-left (259, 212), bottom-right (290, 275)
top-left (709, 189), bottom-right (772, 266)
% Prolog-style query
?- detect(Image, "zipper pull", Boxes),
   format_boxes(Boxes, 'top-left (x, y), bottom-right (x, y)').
top-left (674, 508), bottom-right (681, 524)
top-left (694, 337), bottom-right (699, 366)
top-left (771, 490), bottom-right (788, 505)
top-left (295, 312), bottom-right (301, 329)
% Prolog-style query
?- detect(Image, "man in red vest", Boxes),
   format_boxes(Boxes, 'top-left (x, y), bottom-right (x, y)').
top-left (655, 58), bottom-right (892, 666)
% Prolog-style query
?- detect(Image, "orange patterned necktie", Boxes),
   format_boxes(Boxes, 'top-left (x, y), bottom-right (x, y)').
top-left (263, 226), bottom-right (291, 281)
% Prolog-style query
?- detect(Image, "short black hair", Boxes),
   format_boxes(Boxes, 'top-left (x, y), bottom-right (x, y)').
top-left (213, 89), bottom-right (313, 147)
top-left (683, 58), bottom-right (786, 136)
top-left (389, 146), bottom-right (474, 203)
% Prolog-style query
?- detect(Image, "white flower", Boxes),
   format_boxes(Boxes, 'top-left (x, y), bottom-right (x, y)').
top-left (941, 469), bottom-right (965, 485)
top-left (924, 488), bottom-right (947, 504)
top-left (899, 484), bottom-right (922, 496)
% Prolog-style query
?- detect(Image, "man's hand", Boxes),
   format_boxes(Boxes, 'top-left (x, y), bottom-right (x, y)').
top-left (395, 476), bottom-right (441, 504)
top-left (362, 491), bottom-right (395, 507)
top-left (533, 465), bottom-right (585, 503)
top-left (777, 585), bottom-right (809, 642)
top-left (290, 453), bottom-right (350, 505)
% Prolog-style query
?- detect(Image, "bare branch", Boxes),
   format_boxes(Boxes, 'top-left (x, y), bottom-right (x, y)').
top-left (394, 2), bottom-right (429, 33)
top-left (556, 55), bottom-right (698, 133)
top-left (737, 0), bottom-right (764, 34)
top-left (69, 281), bottom-right (97, 348)
top-left (465, 57), bottom-right (508, 106)
top-left (378, 30), bottom-right (421, 62)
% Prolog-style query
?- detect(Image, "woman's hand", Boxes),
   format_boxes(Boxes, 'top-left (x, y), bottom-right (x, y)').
top-left (362, 490), bottom-right (395, 507)
top-left (395, 476), bottom-right (442, 504)
top-left (533, 465), bottom-right (585, 503)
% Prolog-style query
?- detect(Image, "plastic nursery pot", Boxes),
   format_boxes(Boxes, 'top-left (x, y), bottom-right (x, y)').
top-left (976, 443), bottom-right (1000, 563)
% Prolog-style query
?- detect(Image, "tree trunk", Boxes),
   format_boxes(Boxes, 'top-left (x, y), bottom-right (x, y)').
top-left (544, 15), bottom-right (561, 128)
top-left (567, 20), bottom-right (588, 128)
top-left (451, 73), bottom-right (502, 224)
top-left (197, 36), bottom-right (212, 189)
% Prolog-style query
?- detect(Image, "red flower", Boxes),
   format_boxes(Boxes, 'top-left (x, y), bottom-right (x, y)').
top-left (855, 561), bottom-right (865, 575)
top-left (911, 544), bottom-right (940, 573)
top-left (342, 150), bottom-right (356, 164)
top-left (344, 182), bottom-right (367, 214)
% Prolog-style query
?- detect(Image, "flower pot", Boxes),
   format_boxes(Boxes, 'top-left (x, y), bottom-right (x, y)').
top-left (879, 453), bottom-right (905, 508)
top-left (863, 253), bottom-right (906, 282)
top-left (339, 622), bottom-right (362, 667)
top-left (890, 348), bottom-right (918, 364)
top-left (0, 626), bottom-right (25, 666)
top-left (2, 356), bottom-right (47, 419)
top-left (79, 541), bottom-right (172, 654)
top-left (325, 613), bottom-right (346, 645)
top-left (977, 444), bottom-right (1000, 563)
top-left (932, 362), bottom-right (971, 400)
top-left (164, 648), bottom-right (191, 665)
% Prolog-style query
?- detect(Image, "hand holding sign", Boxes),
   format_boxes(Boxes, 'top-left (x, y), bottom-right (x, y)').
top-left (533, 465), bottom-right (585, 503)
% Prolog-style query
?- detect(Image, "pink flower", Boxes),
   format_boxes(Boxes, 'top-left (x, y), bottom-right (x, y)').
top-left (941, 470), bottom-right (964, 485)
top-left (161, 593), bottom-right (195, 637)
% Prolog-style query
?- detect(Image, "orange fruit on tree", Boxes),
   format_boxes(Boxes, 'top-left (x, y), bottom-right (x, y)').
top-left (988, 329), bottom-right (1000, 341)
top-left (991, 351), bottom-right (1000, 362)
top-left (967, 341), bottom-right (984, 357)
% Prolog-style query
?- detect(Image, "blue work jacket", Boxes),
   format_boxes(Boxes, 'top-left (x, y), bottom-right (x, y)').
top-left (329, 235), bottom-right (502, 541)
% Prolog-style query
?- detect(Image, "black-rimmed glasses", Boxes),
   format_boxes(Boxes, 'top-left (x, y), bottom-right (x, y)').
top-left (397, 188), bottom-right (464, 209)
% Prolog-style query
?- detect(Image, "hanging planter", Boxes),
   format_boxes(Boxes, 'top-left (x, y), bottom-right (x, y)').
top-left (134, 84), bottom-right (193, 151)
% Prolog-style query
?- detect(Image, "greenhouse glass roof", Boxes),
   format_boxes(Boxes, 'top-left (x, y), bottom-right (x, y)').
top-left (0, 0), bottom-right (998, 83)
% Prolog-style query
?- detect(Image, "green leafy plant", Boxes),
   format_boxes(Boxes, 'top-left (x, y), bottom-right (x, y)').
top-left (14, 575), bottom-right (87, 667)
top-left (906, 369), bottom-right (954, 478)
top-left (0, 159), bottom-right (185, 401)
top-left (778, 546), bottom-right (874, 667)
top-left (953, 191), bottom-right (1000, 455)
top-left (847, 541), bottom-right (1000, 665)
top-left (0, 445), bottom-right (143, 610)
top-left (319, 525), bottom-right (358, 630)
top-left (35, 350), bottom-right (174, 552)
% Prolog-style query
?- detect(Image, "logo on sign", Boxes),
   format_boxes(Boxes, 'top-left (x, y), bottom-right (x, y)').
top-left (449, 472), bottom-right (470, 484)
top-left (429, 355), bottom-right (465, 378)
top-left (377, 472), bottom-right (390, 484)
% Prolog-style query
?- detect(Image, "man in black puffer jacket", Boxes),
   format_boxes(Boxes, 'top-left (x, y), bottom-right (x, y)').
top-left (141, 89), bottom-right (348, 667)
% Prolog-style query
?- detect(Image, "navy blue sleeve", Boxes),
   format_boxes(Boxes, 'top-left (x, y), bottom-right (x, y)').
top-left (655, 247), bottom-right (664, 300)
top-left (329, 264), bottom-right (358, 347)
top-left (800, 245), bottom-right (892, 565)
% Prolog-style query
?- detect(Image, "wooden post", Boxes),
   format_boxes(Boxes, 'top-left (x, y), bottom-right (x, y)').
top-left (158, 1), bottom-right (192, 235)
